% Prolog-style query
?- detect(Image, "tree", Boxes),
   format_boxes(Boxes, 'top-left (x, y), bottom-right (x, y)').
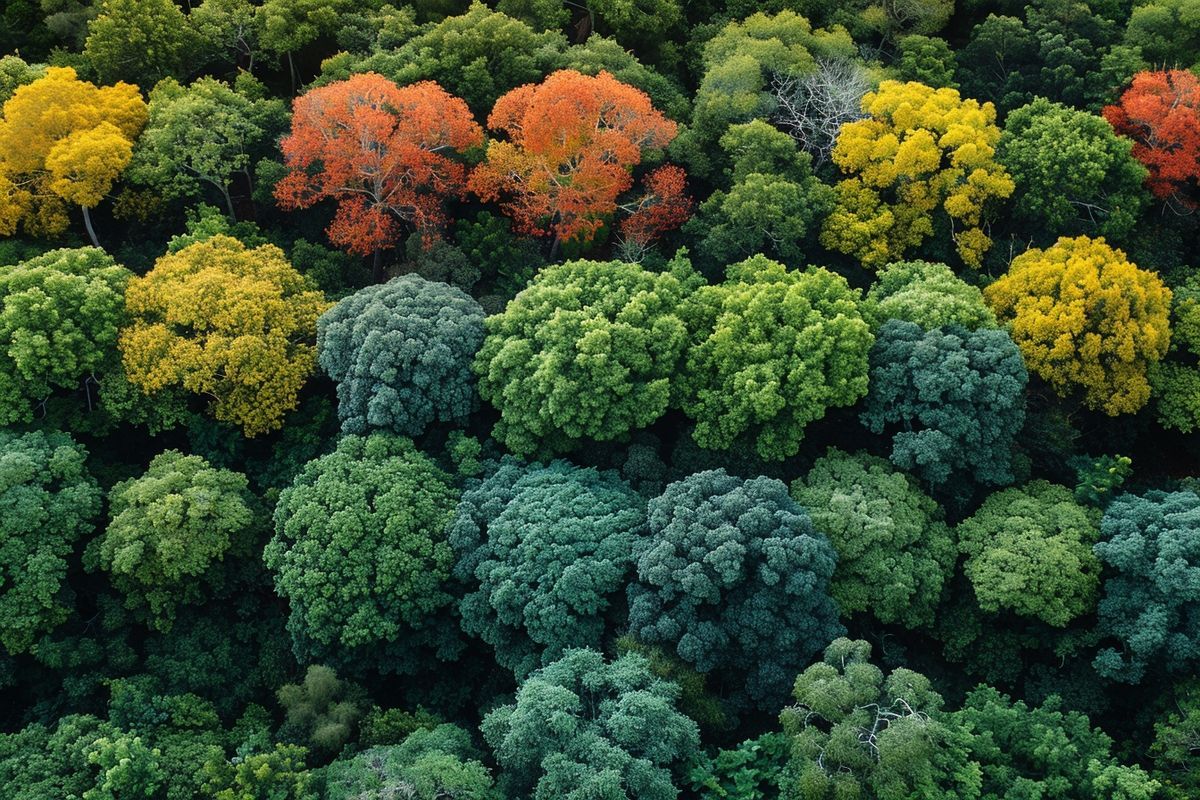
top-left (203, 744), bottom-right (314, 800)
top-left (481, 649), bottom-right (700, 800)
top-left (1124, 0), bottom-right (1200, 71)
top-left (957, 481), bottom-right (1100, 627)
top-left (952, 686), bottom-right (1160, 799)
top-left (685, 121), bottom-right (834, 270)
top-left (317, 274), bottom-right (485, 437)
top-left (780, 638), bottom-right (982, 800)
top-left (276, 665), bottom-right (365, 760)
top-left (83, 0), bottom-right (197, 87)
top-left (264, 434), bottom-right (460, 671)
top-left (0, 66), bottom-right (146, 246)
top-left (0, 715), bottom-right (122, 800)
top-left (0, 55), bottom-right (44, 106)
top-left (1092, 490), bottom-right (1200, 683)
top-left (1151, 272), bottom-right (1200, 432)
top-left (0, 430), bottom-right (101, 655)
top-left (323, 726), bottom-right (496, 800)
top-left (676, 11), bottom-right (856, 179)
top-left (448, 458), bottom-right (647, 677)
top-left (820, 80), bottom-right (1014, 270)
top-left (82, 734), bottom-right (165, 800)
top-left (256, 0), bottom-right (354, 92)
top-left (861, 320), bottom-right (1027, 487)
top-left (770, 57), bottom-right (870, 167)
top-left (119, 235), bottom-right (330, 437)
top-left (473, 257), bottom-right (694, 457)
top-left (275, 74), bottom-right (483, 276)
top-left (865, 260), bottom-right (997, 330)
top-left (896, 35), bottom-right (958, 88)
top-left (999, 98), bottom-right (1149, 243)
top-left (626, 469), bottom-right (843, 710)
top-left (0, 247), bottom-right (130, 425)
top-left (1103, 70), bottom-right (1200, 210)
top-left (984, 235), bottom-right (1172, 415)
top-left (678, 256), bottom-right (873, 461)
top-left (791, 449), bottom-right (956, 629)
top-left (85, 450), bottom-right (260, 632)
top-left (128, 76), bottom-right (287, 220)
top-left (1150, 680), bottom-right (1200, 799)
top-left (191, 0), bottom-right (260, 73)
top-left (468, 69), bottom-right (687, 250)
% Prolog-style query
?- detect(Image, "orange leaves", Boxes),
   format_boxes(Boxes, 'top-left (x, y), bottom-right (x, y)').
top-left (275, 73), bottom-right (483, 257)
top-left (469, 70), bottom-right (689, 246)
top-left (1103, 70), bottom-right (1200, 208)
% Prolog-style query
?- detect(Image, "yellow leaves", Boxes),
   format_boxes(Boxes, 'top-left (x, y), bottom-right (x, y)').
top-left (119, 235), bottom-right (331, 437)
top-left (0, 66), bottom-right (146, 237)
top-left (985, 235), bottom-right (1172, 415)
top-left (822, 80), bottom-right (1013, 269)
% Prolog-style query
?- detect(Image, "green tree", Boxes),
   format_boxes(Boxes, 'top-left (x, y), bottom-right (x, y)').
top-left (84, 0), bottom-right (198, 86)
top-left (85, 450), bottom-right (260, 632)
top-left (678, 256), bottom-right (872, 461)
top-left (203, 744), bottom-right (315, 800)
top-left (791, 449), bottom-right (956, 629)
top-left (865, 260), bottom-right (997, 330)
top-left (780, 638), bottom-right (982, 800)
top-left (264, 434), bottom-right (460, 671)
top-left (128, 75), bottom-right (287, 220)
top-left (317, 275), bottom-right (486, 437)
top-left (82, 734), bottom-right (166, 800)
top-left (276, 665), bottom-right (365, 761)
top-left (1151, 272), bottom-right (1200, 432)
top-left (482, 649), bottom-right (700, 800)
top-left (0, 716), bottom-right (121, 800)
top-left (861, 320), bottom-right (1027, 487)
top-left (627, 469), bottom-right (842, 710)
top-left (957, 481), bottom-right (1100, 627)
top-left (0, 430), bottom-right (101, 655)
top-left (323, 725), bottom-right (496, 800)
top-left (1124, 0), bottom-right (1200, 71)
top-left (896, 35), bottom-right (958, 88)
top-left (448, 458), bottom-right (647, 677)
top-left (1150, 680), bottom-right (1200, 799)
top-left (1092, 490), bottom-right (1200, 683)
top-left (999, 98), bottom-right (1149, 243)
top-left (474, 257), bottom-right (695, 457)
top-left (685, 121), bottom-right (833, 270)
top-left (256, 0), bottom-right (352, 91)
top-left (0, 55), bottom-right (45, 106)
top-left (0, 247), bottom-right (130, 426)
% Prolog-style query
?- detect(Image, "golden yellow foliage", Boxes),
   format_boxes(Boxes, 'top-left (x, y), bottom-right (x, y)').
top-left (821, 80), bottom-right (1014, 269)
top-left (0, 66), bottom-right (146, 237)
top-left (985, 235), bottom-right (1172, 415)
top-left (119, 235), bottom-right (331, 436)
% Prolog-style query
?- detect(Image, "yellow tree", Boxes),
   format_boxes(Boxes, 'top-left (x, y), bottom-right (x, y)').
top-left (0, 66), bottom-right (146, 247)
top-left (985, 236), bottom-right (1172, 415)
top-left (820, 80), bottom-right (1014, 270)
top-left (119, 235), bottom-right (331, 436)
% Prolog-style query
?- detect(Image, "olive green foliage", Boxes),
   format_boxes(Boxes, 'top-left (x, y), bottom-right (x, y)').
top-left (84, 0), bottom-right (198, 86)
top-left (896, 35), bottom-right (958, 88)
top-left (865, 260), bottom-right (997, 330)
top-left (448, 458), bottom-right (647, 677)
top-left (952, 686), bottom-right (1160, 799)
top-left (999, 98), bottom-right (1149, 243)
top-left (481, 649), bottom-right (701, 800)
top-left (0, 247), bottom-right (130, 425)
top-left (0, 429), bottom-right (100, 654)
top-left (1124, 0), bottom-right (1200, 70)
top-left (957, 481), bottom-right (1100, 627)
top-left (626, 469), bottom-right (842, 709)
top-left (0, 55), bottom-right (45, 106)
top-left (678, 256), bottom-right (872, 461)
top-left (686, 121), bottom-right (834, 270)
top-left (264, 434), bottom-right (460, 669)
top-left (780, 638), bottom-right (982, 800)
top-left (203, 743), bottom-right (315, 800)
top-left (791, 449), bottom-right (956, 628)
top-left (1092, 490), bottom-right (1200, 683)
top-left (86, 450), bottom-right (259, 632)
top-left (323, 725), bottom-right (496, 800)
top-left (861, 320), bottom-right (1027, 487)
top-left (474, 257), bottom-right (695, 457)
top-left (317, 275), bottom-right (485, 437)
top-left (1151, 274), bottom-right (1200, 432)
top-left (277, 665), bottom-right (365, 760)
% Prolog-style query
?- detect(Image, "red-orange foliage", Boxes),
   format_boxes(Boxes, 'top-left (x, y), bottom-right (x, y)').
top-left (1103, 69), bottom-right (1200, 208)
top-left (620, 165), bottom-right (693, 247)
top-left (468, 69), bottom-right (688, 245)
top-left (275, 73), bottom-right (483, 257)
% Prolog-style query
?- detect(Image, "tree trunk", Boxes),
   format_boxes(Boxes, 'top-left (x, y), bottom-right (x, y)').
top-left (221, 186), bottom-right (238, 221)
top-left (81, 205), bottom-right (100, 248)
top-left (548, 235), bottom-right (561, 262)
top-left (372, 250), bottom-right (383, 283)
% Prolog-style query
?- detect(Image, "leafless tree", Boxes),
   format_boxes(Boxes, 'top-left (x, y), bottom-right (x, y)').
top-left (771, 58), bottom-right (871, 167)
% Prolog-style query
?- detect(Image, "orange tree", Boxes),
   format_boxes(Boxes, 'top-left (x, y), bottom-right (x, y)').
top-left (984, 235), bottom-right (1172, 415)
top-left (469, 69), bottom-right (690, 254)
top-left (275, 73), bottom-right (483, 280)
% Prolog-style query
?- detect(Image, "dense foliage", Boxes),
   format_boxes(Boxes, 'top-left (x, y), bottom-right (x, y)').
top-left (2, 2), bottom-right (1198, 797)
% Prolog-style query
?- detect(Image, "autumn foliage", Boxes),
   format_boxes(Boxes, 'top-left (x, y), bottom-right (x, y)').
top-left (275, 73), bottom-right (484, 257)
top-left (0, 66), bottom-right (146, 239)
top-left (469, 69), bottom-right (689, 246)
top-left (1103, 69), bottom-right (1200, 208)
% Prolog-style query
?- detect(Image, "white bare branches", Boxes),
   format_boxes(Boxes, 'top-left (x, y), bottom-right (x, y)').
top-left (771, 59), bottom-right (871, 167)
